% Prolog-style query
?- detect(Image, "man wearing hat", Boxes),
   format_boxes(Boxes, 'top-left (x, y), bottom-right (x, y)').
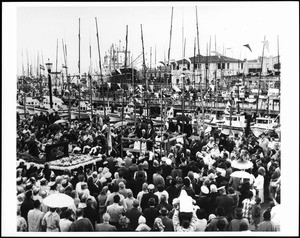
top-left (140, 184), bottom-right (159, 212)
top-left (196, 185), bottom-right (211, 219)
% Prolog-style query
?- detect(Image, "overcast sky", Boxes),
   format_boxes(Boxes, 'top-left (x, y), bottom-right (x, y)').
top-left (10, 1), bottom-right (297, 75)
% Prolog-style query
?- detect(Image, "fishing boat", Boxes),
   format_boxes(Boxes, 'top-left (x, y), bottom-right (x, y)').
top-left (250, 116), bottom-right (279, 138)
top-left (220, 113), bottom-right (247, 135)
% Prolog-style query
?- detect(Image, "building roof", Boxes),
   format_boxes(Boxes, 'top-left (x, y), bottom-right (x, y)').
top-left (176, 54), bottom-right (244, 64)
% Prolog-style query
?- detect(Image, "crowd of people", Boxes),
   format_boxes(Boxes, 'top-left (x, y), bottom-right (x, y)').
top-left (16, 110), bottom-right (281, 232)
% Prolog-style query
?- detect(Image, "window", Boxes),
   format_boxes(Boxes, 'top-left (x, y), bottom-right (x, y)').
top-left (241, 63), bottom-right (243, 69)
top-left (222, 63), bottom-right (225, 69)
top-left (227, 63), bottom-right (230, 69)
top-left (218, 63), bottom-right (221, 69)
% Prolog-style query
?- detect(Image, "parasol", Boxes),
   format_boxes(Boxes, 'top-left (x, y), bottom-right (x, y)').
top-left (231, 159), bottom-right (253, 170)
top-left (54, 119), bottom-right (69, 124)
top-left (42, 193), bottom-right (74, 208)
top-left (230, 171), bottom-right (252, 179)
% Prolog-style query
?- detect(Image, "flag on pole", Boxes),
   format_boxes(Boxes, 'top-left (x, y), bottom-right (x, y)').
top-left (243, 44), bottom-right (252, 52)
top-left (40, 64), bottom-right (45, 70)
top-left (117, 83), bottom-right (121, 88)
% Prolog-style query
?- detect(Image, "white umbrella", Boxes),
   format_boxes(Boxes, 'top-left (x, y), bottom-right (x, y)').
top-left (230, 171), bottom-right (252, 179)
top-left (231, 159), bottom-right (253, 170)
top-left (54, 119), bottom-right (69, 124)
top-left (42, 193), bottom-right (74, 208)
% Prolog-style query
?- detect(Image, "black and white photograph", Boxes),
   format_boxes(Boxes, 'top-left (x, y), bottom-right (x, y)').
top-left (2, 1), bottom-right (299, 236)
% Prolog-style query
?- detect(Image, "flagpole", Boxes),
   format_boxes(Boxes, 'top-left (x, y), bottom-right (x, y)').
top-left (277, 35), bottom-right (280, 115)
top-left (167, 7), bottom-right (174, 88)
top-left (89, 41), bottom-right (93, 122)
top-left (255, 35), bottom-right (266, 115)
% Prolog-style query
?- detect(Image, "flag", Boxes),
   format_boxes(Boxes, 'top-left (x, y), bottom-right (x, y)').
top-left (107, 82), bottom-right (111, 89)
top-left (62, 64), bottom-right (68, 69)
top-left (210, 51), bottom-right (222, 58)
top-left (40, 64), bottom-right (45, 70)
top-left (262, 40), bottom-right (269, 52)
top-left (117, 83), bottom-right (121, 88)
top-left (243, 44), bottom-right (252, 52)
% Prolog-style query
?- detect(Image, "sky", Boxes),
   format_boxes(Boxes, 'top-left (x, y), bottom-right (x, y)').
top-left (2, 2), bottom-right (300, 236)
top-left (13, 1), bottom-right (295, 75)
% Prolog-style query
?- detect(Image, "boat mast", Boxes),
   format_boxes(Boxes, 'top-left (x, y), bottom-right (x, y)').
top-left (195, 6), bottom-right (205, 124)
top-left (55, 39), bottom-right (58, 93)
top-left (95, 17), bottom-right (106, 118)
top-left (167, 7), bottom-right (174, 87)
top-left (255, 35), bottom-right (266, 116)
top-left (277, 35), bottom-right (280, 116)
top-left (78, 18), bottom-right (81, 121)
top-left (141, 24), bottom-right (147, 118)
top-left (193, 37), bottom-right (196, 90)
top-left (62, 39), bottom-right (71, 122)
top-left (89, 39), bottom-right (93, 121)
top-left (122, 25), bottom-right (128, 129)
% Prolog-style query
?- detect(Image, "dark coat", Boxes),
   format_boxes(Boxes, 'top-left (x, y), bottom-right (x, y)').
top-left (140, 192), bottom-right (159, 212)
top-left (125, 207), bottom-right (143, 230)
top-left (70, 218), bottom-right (94, 231)
top-left (160, 216), bottom-right (174, 231)
top-left (143, 206), bottom-right (159, 229)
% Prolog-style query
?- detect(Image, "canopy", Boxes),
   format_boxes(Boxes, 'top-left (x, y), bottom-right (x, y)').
top-left (230, 171), bottom-right (252, 179)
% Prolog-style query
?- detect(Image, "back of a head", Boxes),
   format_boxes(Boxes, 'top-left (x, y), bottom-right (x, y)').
top-left (239, 221), bottom-right (249, 231)
top-left (160, 194), bottom-right (167, 203)
top-left (33, 199), bottom-right (41, 209)
top-left (182, 219), bottom-right (190, 229)
top-left (216, 219), bottom-right (227, 231)
top-left (133, 199), bottom-right (139, 208)
top-left (215, 206), bottom-right (225, 217)
top-left (246, 190), bottom-right (253, 199)
top-left (103, 213), bottom-right (110, 222)
top-left (235, 207), bottom-right (243, 219)
top-left (113, 194), bottom-right (120, 203)
top-left (157, 184), bottom-right (164, 192)
top-left (148, 197), bottom-right (155, 207)
top-left (142, 182), bottom-right (148, 191)
top-left (196, 208), bottom-right (206, 220)
top-left (183, 177), bottom-right (191, 187)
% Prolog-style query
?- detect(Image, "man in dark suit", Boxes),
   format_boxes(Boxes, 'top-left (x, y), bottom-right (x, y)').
top-left (70, 209), bottom-right (94, 231)
top-left (159, 207), bottom-right (174, 231)
top-left (125, 200), bottom-right (142, 230)
top-left (215, 186), bottom-right (234, 221)
top-left (140, 184), bottom-right (159, 212)
top-left (143, 198), bottom-right (160, 229)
